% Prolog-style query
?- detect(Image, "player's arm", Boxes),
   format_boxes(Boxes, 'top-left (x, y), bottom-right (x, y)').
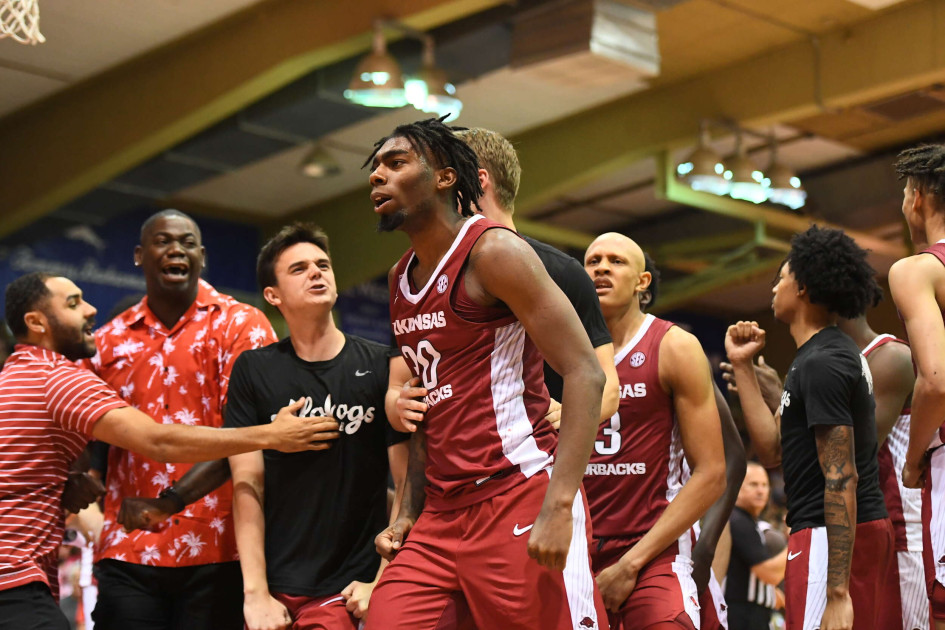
top-left (469, 230), bottom-right (604, 571)
top-left (117, 459), bottom-right (231, 532)
top-left (595, 343), bottom-right (620, 420)
top-left (691, 383), bottom-right (747, 592)
top-left (599, 329), bottom-right (725, 609)
top-left (751, 547), bottom-right (788, 586)
top-left (720, 356), bottom-right (782, 414)
top-left (230, 451), bottom-right (290, 630)
top-left (91, 401), bottom-right (338, 462)
top-left (387, 355), bottom-right (426, 433)
top-left (889, 255), bottom-right (945, 487)
top-left (815, 424), bottom-right (857, 629)
top-left (867, 341), bottom-right (915, 446)
top-left (725, 322), bottom-right (782, 466)
top-left (376, 429), bottom-right (427, 560)
top-left (344, 439), bottom-right (409, 621)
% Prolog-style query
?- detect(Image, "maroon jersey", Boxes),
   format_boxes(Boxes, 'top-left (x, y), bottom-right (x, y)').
top-left (584, 314), bottom-right (683, 541)
top-left (390, 215), bottom-right (555, 511)
top-left (866, 334), bottom-right (921, 553)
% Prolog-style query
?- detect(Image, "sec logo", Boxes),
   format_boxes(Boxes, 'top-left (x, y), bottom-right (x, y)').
top-left (436, 274), bottom-right (449, 294)
top-left (629, 351), bottom-right (646, 368)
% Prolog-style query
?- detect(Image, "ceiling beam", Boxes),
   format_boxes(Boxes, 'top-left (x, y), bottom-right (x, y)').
top-left (285, 0), bottom-right (935, 291)
top-left (0, 0), bottom-right (504, 239)
top-left (653, 256), bottom-right (784, 314)
top-left (510, 0), bottom-right (945, 214)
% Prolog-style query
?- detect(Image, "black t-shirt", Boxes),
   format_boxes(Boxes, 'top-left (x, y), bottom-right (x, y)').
top-left (726, 507), bottom-right (776, 608)
top-left (522, 235), bottom-right (612, 401)
top-left (779, 326), bottom-right (887, 530)
top-left (224, 334), bottom-right (409, 597)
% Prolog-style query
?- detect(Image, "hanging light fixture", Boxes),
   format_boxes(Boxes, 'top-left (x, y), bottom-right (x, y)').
top-left (299, 145), bottom-right (341, 178)
top-left (344, 23), bottom-right (409, 108)
top-left (676, 120), bottom-right (729, 196)
top-left (724, 131), bottom-right (768, 204)
top-left (766, 162), bottom-right (806, 210)
top-left (405, 38), bottom-right (463, 121)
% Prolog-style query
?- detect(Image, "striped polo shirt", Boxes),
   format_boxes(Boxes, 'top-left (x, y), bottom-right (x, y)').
top-left (0, 345), bottom-right (125, 598)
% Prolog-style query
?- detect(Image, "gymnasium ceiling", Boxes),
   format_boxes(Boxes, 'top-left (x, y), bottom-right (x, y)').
top-left (1, 0), bottom-right (943, 314)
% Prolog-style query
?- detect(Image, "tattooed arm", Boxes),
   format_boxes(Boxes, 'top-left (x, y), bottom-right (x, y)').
top-left (815, 424), bottom-right (857, 630)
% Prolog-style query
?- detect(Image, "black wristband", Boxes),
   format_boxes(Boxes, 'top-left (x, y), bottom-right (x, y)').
top-left (158, 486), bottom-right (186, 514)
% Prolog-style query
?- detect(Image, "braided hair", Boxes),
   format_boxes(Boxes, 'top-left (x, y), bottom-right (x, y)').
top-left (364, 116), bottom-right (483, 217)
top-left (895, 144), bottom-right (945, 202)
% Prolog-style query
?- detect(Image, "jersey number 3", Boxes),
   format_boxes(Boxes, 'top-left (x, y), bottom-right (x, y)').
top-left (595, 412), bottom-right (622, 455)
top-left (401, 341), bottom-right (441, 390)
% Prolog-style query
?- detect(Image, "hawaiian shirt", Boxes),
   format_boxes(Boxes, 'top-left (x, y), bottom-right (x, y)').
top-left (89, 280), bottom-right (277, 567)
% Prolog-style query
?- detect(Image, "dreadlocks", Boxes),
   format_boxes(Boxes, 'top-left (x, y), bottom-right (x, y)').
top-left (895, 144), bottom-right (945, 203)
top-left (364, 116), bottom-right (483, 217)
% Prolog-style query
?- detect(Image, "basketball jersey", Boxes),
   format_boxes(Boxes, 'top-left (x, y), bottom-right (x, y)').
top-left (584, 314), bottom-right (682, 540)
top-left (866, 334), bottom-right (922, 553)
top-left (390, 215), bottom-right (555, 512)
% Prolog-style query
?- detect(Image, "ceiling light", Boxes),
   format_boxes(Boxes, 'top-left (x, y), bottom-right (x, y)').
top-left (299, 145), bottom-right (341, 178)
top-left (766, 162), bottom-right (806, 210)
top-left (344, 25), bottom-right (408, 108)
top-left (676, 122), bottom-right (729, 196)
top-left (724, 133), bottom-right (767, 204)
top-left (405, 38), bottom-right (463, 121)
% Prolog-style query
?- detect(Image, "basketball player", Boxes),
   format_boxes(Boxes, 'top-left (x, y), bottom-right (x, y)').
top-left (889, 143), bottom-right (945, 629)
top-left (365, 117), bottom-right (608, 629)
top-left (726, 226), bottom-right (896, 630)
top-left (583, 232), bottom-right (727, 629)
top-left (839, 316), bottom-right (925, 630)
top-left (722, 311), bottom-right (924, 629)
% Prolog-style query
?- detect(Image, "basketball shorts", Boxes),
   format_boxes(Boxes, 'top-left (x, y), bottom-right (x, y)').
top-left (700, 570), bottom-right (728, 630)
top-left (592, 532), bottom-right (700, 630)
top-left (365, 470), bottom-right (607, 630)
top-left (783, 518), bottom-right (896, 630)
top-left (271, 592), bottom-right (359, 630)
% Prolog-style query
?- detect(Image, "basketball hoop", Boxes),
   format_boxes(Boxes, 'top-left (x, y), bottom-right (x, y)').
top-left (0, 0), bottom-right (45, 45)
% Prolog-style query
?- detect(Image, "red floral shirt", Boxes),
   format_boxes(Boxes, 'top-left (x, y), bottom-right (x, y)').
top-left (89, 280), bottom-right (277, 567)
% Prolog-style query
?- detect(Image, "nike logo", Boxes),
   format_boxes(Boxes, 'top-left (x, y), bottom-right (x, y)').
top-left (513, 524), bottom-right (534, 536)
top-left (355, 370), bottom-right (371, 377)
top-left (787, 551), bottom-right (802, 561)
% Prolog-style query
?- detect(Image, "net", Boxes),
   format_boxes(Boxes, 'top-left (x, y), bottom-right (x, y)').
top-left (0, 0), bottom-right (45, 45)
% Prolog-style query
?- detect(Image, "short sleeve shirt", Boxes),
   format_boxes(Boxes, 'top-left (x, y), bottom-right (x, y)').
top-left (224, 335), bottom-right (408, 597)
top-left (89, 280), bottom-right (277, 567)
top-left (0, 346), bottom-right (126, 596)
top-left (725, 507), bottom-right (776, 609)
top-left (522, 235), bottom-right (611, 401)
top-left (779, 326), bottom-right (887, 530)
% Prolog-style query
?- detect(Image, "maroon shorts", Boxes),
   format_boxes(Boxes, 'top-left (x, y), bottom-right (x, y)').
top-left (783, 518), bottom-right (897, 630)
top-left (364, 471), bottom-right (607, 630)
top-left (269, 592), bottom-right (358, 630)
top-left (592, 534), bottom-right (699, 630)
top-left (931, 581), bottom-right (945, 622)
top-left (700, 574), bottom-right (729, 630)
